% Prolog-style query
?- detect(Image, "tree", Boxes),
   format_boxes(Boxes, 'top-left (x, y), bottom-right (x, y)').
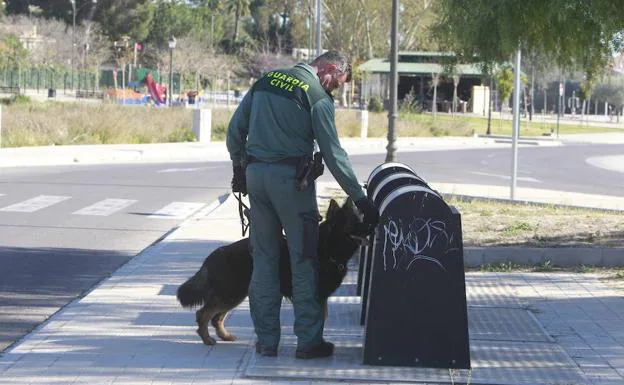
top-left (494, 65), bottom-right (514, 125)
top-left (430, 72), bottom-right (440, 119)
top-left (93, 0), bottom-right (155, 42)
top-left (226, 0), bottom-right (251, 52)
top-left (147, 0), bottom-right (197, 48)
top-left (241, 48), bottom-right (294, 79)
top-left (593, 79), bottom-right (624, 123)
top-left (435, 0), bottom-right (624, 80)
top-left (0, 33), bottom-right (28, 88)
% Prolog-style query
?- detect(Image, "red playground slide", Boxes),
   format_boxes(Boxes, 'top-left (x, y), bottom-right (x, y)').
top-left (145, 73), bottom-right (166, 106)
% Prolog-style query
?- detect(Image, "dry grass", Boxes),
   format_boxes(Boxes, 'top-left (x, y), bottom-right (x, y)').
top-left (446, 198), bottom-right (624, 248)
top-left (334, 109), bottom-right (475, 137)
top-left (2, 101), bottom-right (196, 146)
top-left (0, 100), bottom-right (620, 147)
top-left (321, 185), bottom-right (624, 249)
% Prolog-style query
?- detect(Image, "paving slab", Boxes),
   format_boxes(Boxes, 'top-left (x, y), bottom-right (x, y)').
top-left (244, 271), bottom-right (587, 385)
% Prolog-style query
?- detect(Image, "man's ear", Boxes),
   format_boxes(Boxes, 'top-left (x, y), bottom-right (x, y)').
top-left (325, 63), bottom-right (338, 73)
top-left (326, 199), bottom-right (340, 221)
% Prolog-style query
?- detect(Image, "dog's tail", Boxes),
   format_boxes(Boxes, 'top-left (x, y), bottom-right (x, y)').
top-left (177, 267), bottom-right (207, 308)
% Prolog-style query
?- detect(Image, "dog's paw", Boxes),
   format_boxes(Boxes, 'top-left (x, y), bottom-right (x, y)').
top-left (220, 333), bottom-right (237, 342)
top-left (197, 330), bottom-right (217, 345)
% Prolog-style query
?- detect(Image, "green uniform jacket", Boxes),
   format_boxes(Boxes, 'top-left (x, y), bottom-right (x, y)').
top-left (226, 63), bottom-right (365, 202)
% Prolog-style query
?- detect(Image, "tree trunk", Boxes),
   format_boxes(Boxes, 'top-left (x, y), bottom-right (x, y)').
top-left (432, 73), bottom-right (438, 121)
top-left (233, 4), bottom-right (241, 49)
top-left (530, 67), bottom-right (535, 121)
top-left (486, 76), bottom-right (493, 134)
top-left (359, 0), bottom-right (374, 59)
top-left (452, 75), bottom-right (459, 116)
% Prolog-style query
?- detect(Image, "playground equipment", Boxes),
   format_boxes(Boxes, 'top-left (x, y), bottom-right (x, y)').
top-left (145, 73), bottom-right (167, 106)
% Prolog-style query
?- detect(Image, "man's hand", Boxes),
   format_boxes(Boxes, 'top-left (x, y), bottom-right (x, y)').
top-left (231, 165), bottom-right (247, 195)
top-left (354, 197), bottom-right (379, 235)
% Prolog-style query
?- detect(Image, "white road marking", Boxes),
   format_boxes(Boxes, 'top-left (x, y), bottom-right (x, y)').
top-left (157, 167), bottom-right (206, 173)
top-left (73, 199), bottom-right (138, 216)
top-left (0, 195), bottom-right (71, 213)
top-left (479, 154), bottom-right (497, 166)
top-left (470, 171), bottom-right (541, 183)
top-left (586, 155), bottom-right (624, 173)
top-left (148, 202), bottom-right (206, 219)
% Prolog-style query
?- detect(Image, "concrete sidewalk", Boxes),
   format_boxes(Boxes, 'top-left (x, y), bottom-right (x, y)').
top-left (0, 183), bottom-right (623, 385)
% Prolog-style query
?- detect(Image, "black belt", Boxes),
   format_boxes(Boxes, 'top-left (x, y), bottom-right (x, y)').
top-left (248, 155), bottom-right (301, 167)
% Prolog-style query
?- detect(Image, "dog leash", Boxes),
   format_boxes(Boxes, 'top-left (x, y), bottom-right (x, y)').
top-left (234, 192), bottom-right (251, 237)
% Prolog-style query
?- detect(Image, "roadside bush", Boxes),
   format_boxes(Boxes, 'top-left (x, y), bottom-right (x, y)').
top-left (399, 88), bottom-right (422, 115)
top-left (429, 125), bottom-right (450, 136)
top-left (367, 97), bottom-right (384, 113)
top-left (0, 94), bottom-right (31, 105)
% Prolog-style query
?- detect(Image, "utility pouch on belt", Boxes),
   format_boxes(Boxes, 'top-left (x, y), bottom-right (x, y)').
top-left (296, 152), bottom-right (324, 191)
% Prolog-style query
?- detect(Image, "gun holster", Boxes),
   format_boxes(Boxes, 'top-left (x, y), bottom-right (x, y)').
top-left (296, 152), bottom-right (324, 191)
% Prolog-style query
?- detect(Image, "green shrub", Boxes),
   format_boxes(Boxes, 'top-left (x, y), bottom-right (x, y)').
top-left (429, 125), bottom-right (449, 136)
top-left (399, 88), bottom-right (422, 114)
top-left (367, 97), bottom-right (384, 113)
top-left (0, 94), bottom-right (31, 105)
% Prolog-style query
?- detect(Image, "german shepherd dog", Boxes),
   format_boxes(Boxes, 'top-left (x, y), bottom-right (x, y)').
top-left (177, 197), bottom-right (363, 345)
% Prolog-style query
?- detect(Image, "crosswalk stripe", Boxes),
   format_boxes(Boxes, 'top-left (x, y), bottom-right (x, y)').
top-left (0, 195), bottom-right (71, 213)
top-left (148, 202), bottom-right (206, 220)
top-left (72, 199), bottom-right (138, 216)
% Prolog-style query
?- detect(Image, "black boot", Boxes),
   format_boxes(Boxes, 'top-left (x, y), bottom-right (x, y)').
top-left (255, 342), bottom-right (278, 357)
top-left (295, 339), bottom-right (334, 359)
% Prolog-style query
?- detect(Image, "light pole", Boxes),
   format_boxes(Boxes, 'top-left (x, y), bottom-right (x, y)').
top-left (386, 0), bottom-right (399, 162)
top-left (69, 0), bottom-right (97, 92)
top-left (70, 0), bottom-right (76, 91)
top-left (168, 35), bottom-right (177, 107)
top-left (315, 0), bottom-right (322, 56)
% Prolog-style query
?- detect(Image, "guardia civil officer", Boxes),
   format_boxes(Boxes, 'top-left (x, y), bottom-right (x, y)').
top-left (226, 50), bottom-right (379, 359)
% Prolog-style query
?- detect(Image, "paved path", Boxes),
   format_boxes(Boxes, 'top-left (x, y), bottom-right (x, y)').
top-left (0, 185), bottom-right (622, 385)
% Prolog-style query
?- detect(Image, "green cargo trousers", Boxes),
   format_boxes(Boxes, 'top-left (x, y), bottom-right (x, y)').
top-left (246, 161), bottom-right (323, 349)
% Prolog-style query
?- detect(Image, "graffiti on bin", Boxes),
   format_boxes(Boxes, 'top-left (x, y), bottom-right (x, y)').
top-left (381, 216), bottom-right (459, 272)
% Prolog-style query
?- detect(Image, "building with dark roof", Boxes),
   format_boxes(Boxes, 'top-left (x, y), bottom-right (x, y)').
top-left (358, 51), bottom-right (488, 112)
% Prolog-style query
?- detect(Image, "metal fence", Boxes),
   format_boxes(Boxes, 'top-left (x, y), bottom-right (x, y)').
top-left (0, 67), bottom-right (175, 93)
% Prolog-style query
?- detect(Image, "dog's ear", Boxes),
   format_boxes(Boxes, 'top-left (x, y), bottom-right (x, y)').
top-left (326, 199), bottom-right (340, 221)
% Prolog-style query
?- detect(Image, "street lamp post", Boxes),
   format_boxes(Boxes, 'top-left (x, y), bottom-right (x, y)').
top-left (168, 35), bottom-right (177, 107)
top-left (386, 0), bottom-right (399, 162)
top-left (315, 0), bottom-right (322, 56)
top-left (70, 0), bottom-right (76, 91)
top-left (69, 0), bottom-right (97, 92)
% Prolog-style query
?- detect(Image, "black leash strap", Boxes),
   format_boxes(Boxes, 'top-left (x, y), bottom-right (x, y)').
top-left (234, 192), bottom-right (251, 237)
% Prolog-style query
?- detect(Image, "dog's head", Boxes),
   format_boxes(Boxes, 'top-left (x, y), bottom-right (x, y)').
top-left (319, 197), bottom-right (365, 263)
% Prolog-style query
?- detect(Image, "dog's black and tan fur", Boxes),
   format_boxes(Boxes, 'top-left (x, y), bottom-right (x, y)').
top-left (177, 198), bottom-right (363, 345)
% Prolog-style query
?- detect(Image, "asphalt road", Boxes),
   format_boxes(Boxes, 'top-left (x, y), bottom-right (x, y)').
top-left (334, 143), bottom-right (624, 197)
top-left (0, 141), bottom-right (621, 352)
top-left (0, 162), bottom-right (230, 352)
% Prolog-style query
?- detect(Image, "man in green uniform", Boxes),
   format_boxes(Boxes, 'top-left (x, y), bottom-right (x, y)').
top-left (226, 50), bottom-right (378, 359)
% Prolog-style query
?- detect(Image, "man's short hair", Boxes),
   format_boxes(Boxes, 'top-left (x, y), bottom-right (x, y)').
top-left (311, 50), bottom-right (351, 82)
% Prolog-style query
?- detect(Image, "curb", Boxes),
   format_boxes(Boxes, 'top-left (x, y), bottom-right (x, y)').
top-left (464, 247), bottom-right (624, 268)
top-left (476, 134), bottom-right (561, 146)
